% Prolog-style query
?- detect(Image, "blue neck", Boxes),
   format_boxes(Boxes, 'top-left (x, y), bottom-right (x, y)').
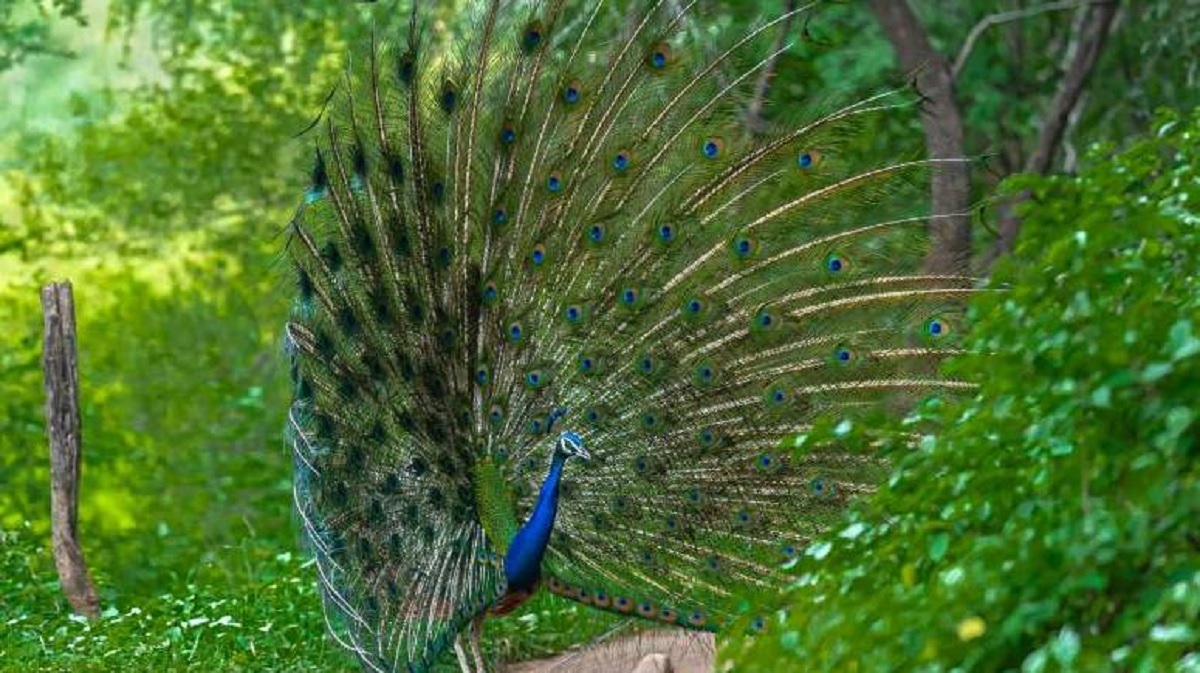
top-left (503, 452), bottom-right (566, 591)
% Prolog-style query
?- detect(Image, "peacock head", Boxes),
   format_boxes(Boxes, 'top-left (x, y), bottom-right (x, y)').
top-left (555, 430), bottom-right (590, 461)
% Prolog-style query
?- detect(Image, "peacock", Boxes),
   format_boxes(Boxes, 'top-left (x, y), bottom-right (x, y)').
top-left (283, 0), bottom-right (974, 670)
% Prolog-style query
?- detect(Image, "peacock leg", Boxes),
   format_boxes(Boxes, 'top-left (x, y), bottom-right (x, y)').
top-left (469, 614), bottom-right (486, 672)
top-left (453, 634), bottom-right (474, 673)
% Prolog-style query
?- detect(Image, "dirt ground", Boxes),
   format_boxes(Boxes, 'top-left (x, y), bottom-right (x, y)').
top-left (506, 630), bottom-right (716, 672)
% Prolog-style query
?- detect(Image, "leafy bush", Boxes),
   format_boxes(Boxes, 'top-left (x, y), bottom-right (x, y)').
top-left (722, 111), bottom-right (1200, 670)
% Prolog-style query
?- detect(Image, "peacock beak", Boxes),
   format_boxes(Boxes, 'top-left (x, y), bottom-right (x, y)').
top-left (576, 445), bottom-right (591, 461)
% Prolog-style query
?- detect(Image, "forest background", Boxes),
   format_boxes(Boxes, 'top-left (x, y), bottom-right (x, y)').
top-left (1, 0), bottom-right (1197, 670)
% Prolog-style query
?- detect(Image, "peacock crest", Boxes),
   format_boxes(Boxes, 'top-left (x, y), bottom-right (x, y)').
top-left (284, 0), bottom-right (974, 670)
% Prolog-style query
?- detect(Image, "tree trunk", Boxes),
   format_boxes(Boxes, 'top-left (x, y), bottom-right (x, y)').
top-left (868, 0), bottom-right (972, 275)
top-left (42, 281), bottom-right (100, 620)
top-left (988, 1), bottom-right (1120, 264)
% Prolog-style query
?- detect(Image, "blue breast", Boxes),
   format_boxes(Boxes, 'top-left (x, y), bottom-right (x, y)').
top-left (503, 452), bottom-right (566, 590)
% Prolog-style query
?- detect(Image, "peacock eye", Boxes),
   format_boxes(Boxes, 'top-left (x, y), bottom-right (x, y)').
top-left (824, 252), bottom-right (850, 274)
top-left (798, 150), bottom-right (822, 169)
top-left (702, 137), bottom-right (724, 159)
top-left (648, 42), bottom-right (671, 69)
top-left (613, 151), bottom-right (631, 172)
top-left (522, 22), bottom-right (545, 51)
top-left (547, 173), bottom-right (563, 193)
top-left (563, 80), bottom-right (582, 104)
top-left (499, 122), bottom-right (517, 145)
top-left (530, 244), bottom-right (547, 266)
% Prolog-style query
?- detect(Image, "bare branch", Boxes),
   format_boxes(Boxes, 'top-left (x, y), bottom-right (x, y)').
top-left (987, 0), bottom-right (1120, 265)
top-left (952, 1), bottom-right (1096, 81)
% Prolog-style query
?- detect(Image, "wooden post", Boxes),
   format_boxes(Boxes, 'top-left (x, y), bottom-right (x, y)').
top-left (41, 281), bottom-right (100, 619)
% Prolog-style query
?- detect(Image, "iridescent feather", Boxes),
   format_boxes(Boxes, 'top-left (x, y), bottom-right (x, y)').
top-left (284, 1), bottom-right (974, 670)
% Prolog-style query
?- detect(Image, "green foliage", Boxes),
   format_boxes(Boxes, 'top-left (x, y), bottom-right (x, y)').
top-left (721, 111), bottom-right (1200, 670)
top-left (0, 0), bottom-right (85, 73)
top-left (0, 525), bottom-right (356, 670)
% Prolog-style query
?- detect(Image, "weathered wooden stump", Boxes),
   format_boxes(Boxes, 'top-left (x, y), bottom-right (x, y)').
top-left (41, 281), bottom-right (100, 619)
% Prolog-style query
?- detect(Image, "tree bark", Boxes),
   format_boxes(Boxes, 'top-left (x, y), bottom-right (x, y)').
top-left (41, 281), bottom-right (100, 620)
top-left (988, 0), bottom-right (1120, 264)
top-left (868, 0), bottom-right (972, 275)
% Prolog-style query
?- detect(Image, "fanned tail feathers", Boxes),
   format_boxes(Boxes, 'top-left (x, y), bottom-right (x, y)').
top-left (284, 1), bottom-right (976, 669)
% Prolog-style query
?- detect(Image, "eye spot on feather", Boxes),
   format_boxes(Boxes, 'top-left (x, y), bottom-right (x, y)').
top-left (492, 207), bottom-right (509, 226)
top-left (657, 223), bottom-right (676, 243)
top-left (578, 354), bottom-right (595, 373)
top-left (765, 386), bottom-right (790, 406)
top-left (499, 122), bottom-right (517, 145)
top-left (704, 555), bottom-right (721, 571)
top-left (702, 137), bottom-right (724, 159)
top-left (925, 317), bottom-right (953, 338)
top-left (507, 322), bottom-right (524, 343)
top-left (693, 362), bottom-right (717, 387)
top-left (824, 252), bottom-right (850, 274)
top-left (615, 596), bottom-right (633, 613)
top-left (658, 607), bottom-right (678, 623)
top-left (781, 542), bottom-right (799, 558)
top-left (593, 592), bottom-right (611, 608)
top-left (586, 224), bottom-right (606, 244)
top-left (522, 21), bottom-right (545, 52)
top-left (750, 616), bottom-right (767, 632)
top-left (834, 346), bottom-right (853, 363)
top-left (613, 150), bottom-right (632, 172)
top-left (637, 601), bottom-right (657, 618)
top-left (798, 150), bottom-right (822, 169)
top-left (524, 369), bottom-right (547, 389)
top-left (440, 82), bottom-right (457, 113)
top-left (618, 286), bottom-right (647, 311)
top-left (584, 407), bottom-right (603, 425)
top-left (526, 418), bottom-right (545, 434)
top-left (397, 54), bottom-right (415, 84)
top-left (474, 366), bottom-right (490, 386)
top-left (547, 173), bottom-right (563, 193)
top-left (732, 236), bottom-right (758, 259)
top-left (755, 453), bottom-right (777, 471)
top-left (648, 42), bottom-right (671, 69)
top-left (565, 305), bottom-right (583, 323)
top-left (481, 280), bottom-right (499, 304)
top-left (563, 80), bottom-right (582, 105)
top-left (530, 244), bottom-right (547, 267)
top-left (812, 477), bottom-right (838, 497)
top-left (688, 610), bottom-right (707, 627)
top-left (684, 298), bottom-right (703, 315)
